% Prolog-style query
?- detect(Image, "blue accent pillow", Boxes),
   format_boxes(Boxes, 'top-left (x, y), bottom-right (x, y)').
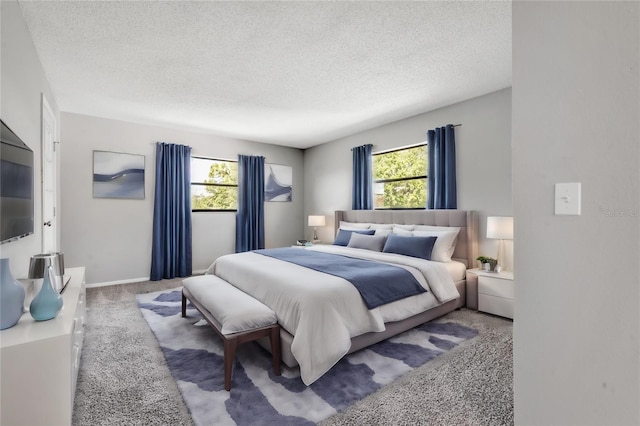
top-left (333, 229), bottom-right (375, 246)
top-left (382, 234), bottom-right (437, 260)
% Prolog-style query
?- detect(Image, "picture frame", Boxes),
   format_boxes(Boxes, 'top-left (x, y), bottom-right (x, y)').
top-left (264, 163), bottom-right (292, 202)
top-left (93, 150), bottom-right (145, 199)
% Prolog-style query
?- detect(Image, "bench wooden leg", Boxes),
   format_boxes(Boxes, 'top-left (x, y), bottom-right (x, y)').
top-left (270, 326), bottom-right (281, 376)
top-left (183, 286), bottom-right (281, 391)
top-left (223, 338), bottom-right (238, 391)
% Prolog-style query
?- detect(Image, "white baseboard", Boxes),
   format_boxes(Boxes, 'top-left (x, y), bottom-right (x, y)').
top-left (85, 270), bottom-right (207, 289)
top-left (85, 277), bottom-right (150, 288)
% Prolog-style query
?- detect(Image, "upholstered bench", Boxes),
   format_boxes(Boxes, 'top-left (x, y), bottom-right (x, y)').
top-left (181, 275), bottom-right (281, 391)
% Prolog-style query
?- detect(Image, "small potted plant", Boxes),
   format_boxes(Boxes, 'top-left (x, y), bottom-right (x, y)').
top-left (476, 256), bottom-right (498, 272)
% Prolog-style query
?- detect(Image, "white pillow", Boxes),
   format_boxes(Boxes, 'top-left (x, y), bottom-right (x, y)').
top-left (392, 228), bottom-right (413, 236)
top-left (337, 221), bottom-right (372, 236)
top-left (369, 223), bottom-right (393, 230)
top-left (413, 225), bottom-right (461, 232)
top-left (392, 224), bottom-right (415, 231)
top-left (413, 228), bottom-right (460, 262)
top-left (367, 223), bottom-right (392, 237)
top-left (339, 221), bottom-right (371, 229)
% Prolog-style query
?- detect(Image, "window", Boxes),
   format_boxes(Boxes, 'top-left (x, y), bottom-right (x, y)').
top-left (373, 144), bottom-right (427, 209)
top-left (191, 157), bottom-right (238, 211)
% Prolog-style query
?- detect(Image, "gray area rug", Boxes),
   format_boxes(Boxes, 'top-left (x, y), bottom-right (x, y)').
top-left (137, 286), bottom-right (480, 425)
top-left (73, 278), bottom-right (513, 425)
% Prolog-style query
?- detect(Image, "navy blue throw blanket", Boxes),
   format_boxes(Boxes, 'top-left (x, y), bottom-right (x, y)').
top-left (254, 248), bottom-right (426, 309)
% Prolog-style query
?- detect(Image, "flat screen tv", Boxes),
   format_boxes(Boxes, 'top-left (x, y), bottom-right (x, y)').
top-left (0, 119), bottom-right (34, 244)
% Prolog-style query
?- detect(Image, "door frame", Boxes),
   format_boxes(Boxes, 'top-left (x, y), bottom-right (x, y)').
top-left (41, 94), bottom-right (58, 253)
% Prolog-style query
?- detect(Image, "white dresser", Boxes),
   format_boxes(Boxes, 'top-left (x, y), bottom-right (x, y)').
top-left (468, 268), bottom-right (514, 319)
top-left (0, 267), bottom-right (86, 426)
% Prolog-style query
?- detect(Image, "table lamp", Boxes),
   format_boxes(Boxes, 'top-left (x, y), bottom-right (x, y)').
top-left (308, 215), bottom-right (326, 242)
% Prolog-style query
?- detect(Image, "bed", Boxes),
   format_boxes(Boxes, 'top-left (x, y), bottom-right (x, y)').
top-left (205, 209), bottom-right (478, 385)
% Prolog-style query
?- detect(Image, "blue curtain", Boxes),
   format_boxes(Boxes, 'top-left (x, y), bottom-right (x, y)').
top-left (150, 142), bottom-right (192, 281)
top-left (352, 144), bottom-right (373, 210)
top-left (427, 124), bottom-right (457, 209)
top-left (235, 155), bottom-right (265, 253)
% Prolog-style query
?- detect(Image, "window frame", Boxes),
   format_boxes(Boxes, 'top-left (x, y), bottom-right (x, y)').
top-left (372, 143), bottom-right (428, 210)
top-left (190, 156), bottom-right (238, 212)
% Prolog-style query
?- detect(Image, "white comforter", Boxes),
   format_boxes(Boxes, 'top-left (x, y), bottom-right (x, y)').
top-left (206, 245), bottom-right (458, 385)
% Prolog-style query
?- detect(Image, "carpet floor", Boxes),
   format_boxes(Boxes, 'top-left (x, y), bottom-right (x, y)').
top-left (73, 278), bottom-right (513, 425)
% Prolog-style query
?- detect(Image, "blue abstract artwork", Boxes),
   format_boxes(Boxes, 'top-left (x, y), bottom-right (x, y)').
top-left (265, 163), bottom-right (292, 202)
top-left (93, 151), bottom-right (145, 199)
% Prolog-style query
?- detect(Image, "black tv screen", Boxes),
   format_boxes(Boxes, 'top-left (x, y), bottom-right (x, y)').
top-left (0, 119), bottom-right (34, 244)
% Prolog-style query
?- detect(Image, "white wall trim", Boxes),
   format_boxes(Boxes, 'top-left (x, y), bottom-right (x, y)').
top-left (85, 277), bottom-right (150, 288)
top-left (85, 269), bottom-right (207, 288)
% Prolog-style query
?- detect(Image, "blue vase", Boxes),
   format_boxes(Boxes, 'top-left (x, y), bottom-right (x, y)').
top-left (30, 266), bottom-right (63, 321)
top-left (1, 258), bottom-right (26, 330)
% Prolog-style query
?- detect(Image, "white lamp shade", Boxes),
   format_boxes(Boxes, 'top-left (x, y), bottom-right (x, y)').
top-left (486, 216), bottom-right (513, 240)
top-left (308, 215), bottom-right (326, 227)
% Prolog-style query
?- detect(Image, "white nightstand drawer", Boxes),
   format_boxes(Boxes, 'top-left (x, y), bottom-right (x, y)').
top-left (478, 276), bottom-right (514, 299)
top-left (478, 294), bottom-right (514, 319)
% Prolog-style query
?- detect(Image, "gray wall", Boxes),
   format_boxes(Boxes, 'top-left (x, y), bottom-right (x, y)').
top-left (513, 2), bottom-right (639, 424)
top-left (60, 113), bottom-right (304, 284)
top-left (0, 0), bottom-right (60, 279)
top-left (303, 88), bottom-right (513, 268)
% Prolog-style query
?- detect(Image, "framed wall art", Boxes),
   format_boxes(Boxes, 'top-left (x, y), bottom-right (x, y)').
top-left (264, 163), bottom-right (292, 202)
top-left (93, 151), bottom-right (145, 199)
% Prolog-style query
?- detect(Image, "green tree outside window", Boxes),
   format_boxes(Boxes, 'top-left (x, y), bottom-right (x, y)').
top-left (191, 157), bottom-right (238, 211)
top-left (373, 145), bottom-right (427, 209)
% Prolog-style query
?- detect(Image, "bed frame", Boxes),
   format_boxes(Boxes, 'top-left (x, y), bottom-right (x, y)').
top-left (261, 209), bottom-right (479, 368)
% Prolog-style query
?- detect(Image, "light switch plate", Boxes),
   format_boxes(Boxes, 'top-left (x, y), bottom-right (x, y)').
top-left (555, 182), bottom-right (581, 215)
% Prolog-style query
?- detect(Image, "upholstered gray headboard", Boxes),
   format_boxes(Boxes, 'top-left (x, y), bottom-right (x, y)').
top-left (335, 210), bottom-right (478, 268)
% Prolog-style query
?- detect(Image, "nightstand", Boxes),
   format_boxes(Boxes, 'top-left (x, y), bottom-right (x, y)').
top-left (467, 269), bottom-right (514, 319)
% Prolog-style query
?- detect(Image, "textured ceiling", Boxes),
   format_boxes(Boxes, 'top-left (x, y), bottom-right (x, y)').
top-left (19, 1), bottom-right (511, 149)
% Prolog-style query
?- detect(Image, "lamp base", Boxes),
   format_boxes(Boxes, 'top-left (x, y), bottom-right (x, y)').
top-left (496, 239), bottom-right (511, 272)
